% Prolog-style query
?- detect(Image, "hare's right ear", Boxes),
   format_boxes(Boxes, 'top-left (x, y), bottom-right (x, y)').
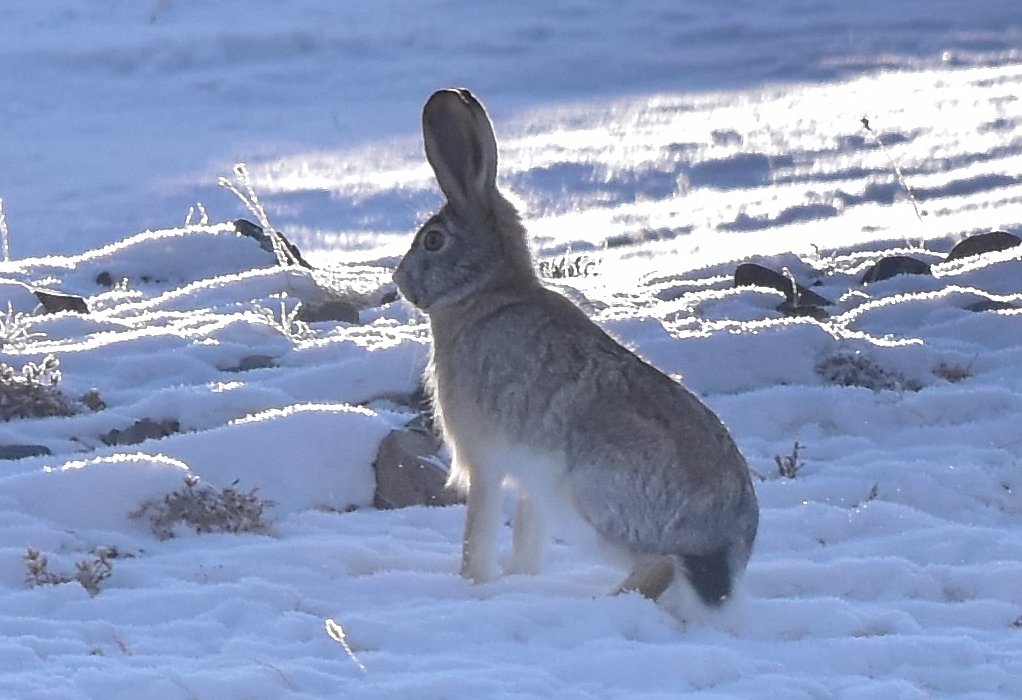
top-left (422, 88), bottom-right (499, 213)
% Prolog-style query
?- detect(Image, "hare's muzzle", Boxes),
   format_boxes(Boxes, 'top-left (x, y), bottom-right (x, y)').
top-left (392, 259), bottom-right (420, 308)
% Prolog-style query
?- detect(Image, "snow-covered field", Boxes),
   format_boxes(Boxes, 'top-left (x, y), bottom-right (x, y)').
top-left (2, 2), bottom-right (1022, 698)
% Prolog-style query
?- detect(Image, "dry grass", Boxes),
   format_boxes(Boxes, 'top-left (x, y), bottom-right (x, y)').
top-left (775, 441), bottom-right (806, 479)
top-left (932, 361), bottom-right (972, 383)
top-left (815, 350), bottom-right (923, 393)
top-left (130, 475), bottom-right (273, 540)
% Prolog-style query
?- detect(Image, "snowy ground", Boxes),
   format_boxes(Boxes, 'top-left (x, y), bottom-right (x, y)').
top-left (2, 2), bottom-right (1022, 699)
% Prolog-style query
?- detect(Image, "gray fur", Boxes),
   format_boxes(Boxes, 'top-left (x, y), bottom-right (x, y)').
top-left (394, 88), bottom-right (758, 608)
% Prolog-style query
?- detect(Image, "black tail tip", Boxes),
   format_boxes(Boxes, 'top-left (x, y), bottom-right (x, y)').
top-left (682, 549), bottom-right (733, 607)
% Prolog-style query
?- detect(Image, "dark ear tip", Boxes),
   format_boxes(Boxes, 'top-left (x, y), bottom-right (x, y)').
top-left (424, 87), bottom-right (480, 117)
top-left (450, 87), bottom-right (477, 104)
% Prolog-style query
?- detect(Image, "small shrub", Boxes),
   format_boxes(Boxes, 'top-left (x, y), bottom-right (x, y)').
top-left (0, 355), bottom-right (80, 421)
top-left (74, 548), bottom-right (115, 596)
top-left (24, 546), bottom-right (116, 597)
top-left (254, 292), bottom-right (313, 342)
top-left (815, 350), bottom-right (923, 392)
top-left (775, 442), bottom-right (806, 479)
top-left (24, 547), bottom-right (70, 587)
top-left (933, 361), bottom-right (971, 383)
top-left (538, 254), bottom-right (600, 279)
top-left (131, 475), bottom-right (273, 540)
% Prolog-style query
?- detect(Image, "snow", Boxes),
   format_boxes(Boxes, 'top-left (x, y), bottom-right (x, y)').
top-left (2, 1), bottom-right (1022, 698)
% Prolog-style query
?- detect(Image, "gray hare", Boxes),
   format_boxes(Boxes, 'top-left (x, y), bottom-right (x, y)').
top-left (394, 88), bottom-right (758, 610)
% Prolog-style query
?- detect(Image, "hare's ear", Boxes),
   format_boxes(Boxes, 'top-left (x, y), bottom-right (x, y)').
top-left (422, 88), bottom-right (498, 212)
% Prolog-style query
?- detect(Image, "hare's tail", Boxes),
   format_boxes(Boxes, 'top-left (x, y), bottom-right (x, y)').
top-left (615, 548), bottom-right (735, 607)
top-left (681, 548), bottom-right (733, 607)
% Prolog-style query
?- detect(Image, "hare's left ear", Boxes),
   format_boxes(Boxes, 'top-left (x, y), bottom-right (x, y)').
top-left (422, 88), bottom-right (499, 213)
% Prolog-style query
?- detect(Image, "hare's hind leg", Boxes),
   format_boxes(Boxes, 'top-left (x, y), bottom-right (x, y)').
top-left (614, 556), bottom-right (676, 600)
top-left (459, 461), bottom-right (502, 583)
top-left (507, 492), bottom-right (547, 575)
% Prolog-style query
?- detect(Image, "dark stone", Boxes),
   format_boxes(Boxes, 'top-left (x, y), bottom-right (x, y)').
top-left (101, 418), bottom-right (180, 446)
top-left (233, 219), bottom-right (313, 269)
top-left (859, 255), bottom-right (932, 284)
top-left (0, 444), bottom-right (51, 460)
top-left (372, 428), bottom-right (463, 509)
top-left (232, 218), bottom-right (265, 239)
top-left (224, 354), bottom-right (278, 372)
top-left (380, 290), bottom-right (400, 306)
top-left (34, 289), bottom-right (89, 314)
top-left (946, 231), bottom-right (1021, 261)
top-left (96, 271), bottom-right (114, 287)
top-left (82, 389), bottom-right (106, 412)
top-left (297, 299), bottom-right (359, 324)
top-left (965, 299), bottom-right (1019, 312)
top-left (734, 262), bottom-right (832, 306)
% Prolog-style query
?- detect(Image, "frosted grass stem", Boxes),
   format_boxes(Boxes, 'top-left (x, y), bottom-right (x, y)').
top-left (860, 116), bottom-right (925, 225)
top-left (218, 163), bottom-right (300, 266)
top-left (0, 198), bottom-right (9, 261)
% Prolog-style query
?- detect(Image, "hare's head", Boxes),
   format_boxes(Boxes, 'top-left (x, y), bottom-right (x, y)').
top-left (394, 89), bottom-right (535, 312)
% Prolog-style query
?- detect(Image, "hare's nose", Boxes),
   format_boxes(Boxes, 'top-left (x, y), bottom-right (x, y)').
top-left (391, 266), bottom-right (415, 304)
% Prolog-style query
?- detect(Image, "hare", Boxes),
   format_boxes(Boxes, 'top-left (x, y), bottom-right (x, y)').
top-left (394, 88), bottom-right (758, 610)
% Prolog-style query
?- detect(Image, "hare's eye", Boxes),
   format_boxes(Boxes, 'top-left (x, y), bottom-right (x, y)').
top-left (421, 228), bottom-right (445, 252)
